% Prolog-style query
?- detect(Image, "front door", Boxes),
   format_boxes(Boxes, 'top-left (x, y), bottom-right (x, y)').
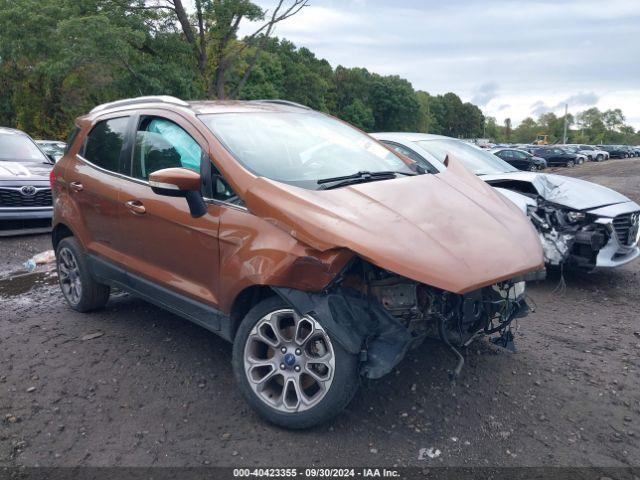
top-left (116, 112), bottom-right (223, 317)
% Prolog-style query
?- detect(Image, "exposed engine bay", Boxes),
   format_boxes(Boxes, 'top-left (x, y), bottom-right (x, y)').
top-left (276, 258), bottom-right (539, 380)
top-left (527, 199), bottom-right (607, 269)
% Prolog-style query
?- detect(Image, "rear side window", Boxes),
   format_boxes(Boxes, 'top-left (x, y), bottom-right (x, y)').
top-left (132, 117), bottom-right (201, 180)
top-left (83, 117), bottom-right (129, 172)
top-left (64, 127), bottom-right (80, 154)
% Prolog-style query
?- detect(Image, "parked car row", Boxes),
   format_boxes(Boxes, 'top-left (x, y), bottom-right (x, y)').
top-left (2, 96), bottom-right (640, 429)
top-left (475, 142), bottom-right (640, 172)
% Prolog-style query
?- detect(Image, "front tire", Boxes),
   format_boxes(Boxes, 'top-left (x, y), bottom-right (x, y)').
top-left (596, 154), bottom-right (603, 162)
top-left (232, 296), bottom-right (360, 429)
top-left (56, 237), bottom-right (110, 312)
top-left (566, 160), bottom-right (575, 168)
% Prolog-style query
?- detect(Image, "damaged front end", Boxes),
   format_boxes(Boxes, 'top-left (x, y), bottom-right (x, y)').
top-left (275, 258), bottom-right (541, 380)
top-left (527, 199), bottom-right (608, 269)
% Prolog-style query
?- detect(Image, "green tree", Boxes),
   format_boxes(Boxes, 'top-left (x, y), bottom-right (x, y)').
top-left (341, 99), bottom-right (374, 131)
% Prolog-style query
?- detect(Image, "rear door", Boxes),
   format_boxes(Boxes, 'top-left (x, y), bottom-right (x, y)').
top-left (115, 110), bottom-right (224, 316)
top-left (66, 115), bottom-right (133, 265)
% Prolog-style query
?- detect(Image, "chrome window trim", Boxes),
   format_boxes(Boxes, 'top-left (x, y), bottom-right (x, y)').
top-left (76, 154), bottom-right (148, 186)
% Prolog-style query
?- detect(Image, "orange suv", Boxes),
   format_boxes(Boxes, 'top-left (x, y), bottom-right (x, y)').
top-left (51, 96), bottom-right (544, 428)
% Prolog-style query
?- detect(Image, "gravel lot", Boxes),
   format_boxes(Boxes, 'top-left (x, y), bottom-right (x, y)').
top-left (1, 159), bottom-right (639, 468)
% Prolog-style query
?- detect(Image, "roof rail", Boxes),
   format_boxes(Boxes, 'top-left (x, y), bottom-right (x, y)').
top-left (90, 96), bottom-right (189, 114)
top-left (252, 99), bottom-right (311, 110)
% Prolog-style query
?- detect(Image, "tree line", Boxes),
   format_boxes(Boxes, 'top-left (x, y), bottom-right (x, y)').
top-left (1, 0), bottom-right (637, 146)
top-left (485, 108), bottom-right (640, 145)
top-left (0, 0), bottom-right (485, 139)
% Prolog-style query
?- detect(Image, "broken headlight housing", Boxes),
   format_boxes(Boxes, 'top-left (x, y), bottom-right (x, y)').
top-left (565, 210), bottom-right (586, 223)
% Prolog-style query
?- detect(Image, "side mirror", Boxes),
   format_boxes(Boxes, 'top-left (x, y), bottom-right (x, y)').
top-left (148, 167), bottom-right (207, 218)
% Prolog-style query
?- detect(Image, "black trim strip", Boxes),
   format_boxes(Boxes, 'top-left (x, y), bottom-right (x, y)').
top-left (86, 254), bottom-right (231, 339)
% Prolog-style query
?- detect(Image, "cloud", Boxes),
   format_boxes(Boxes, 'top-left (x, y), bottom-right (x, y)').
top-left (553, 92), bottom-right (599, 109)
top-left (471, 82), bottom-right (499, 106)
top-left (530, 101), bottom-right (552, 117)
top-left (241, 0), bottom-right (640, 128)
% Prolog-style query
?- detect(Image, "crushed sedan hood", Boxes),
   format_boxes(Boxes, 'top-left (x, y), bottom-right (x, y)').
top-left (481, 171), bottom-right (630, 211)
top-left (0, 161), bottom-right (52, 181)
top-left (244, 157), bottom-right (544, 294)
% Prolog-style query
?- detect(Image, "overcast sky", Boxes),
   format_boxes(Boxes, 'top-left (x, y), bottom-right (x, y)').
top-left (242, 0), bottom-right (640, 129)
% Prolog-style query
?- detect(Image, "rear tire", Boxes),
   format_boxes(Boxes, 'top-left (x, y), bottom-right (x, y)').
top-left (56, 237), bottom-right (110, 312)
top-left (232, 296), bottom-right (360, 429)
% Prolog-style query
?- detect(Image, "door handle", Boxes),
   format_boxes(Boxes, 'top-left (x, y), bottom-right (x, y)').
top-left (69, 181), bottom-right (84, 192)
top-left (125, 200), bottom-right (146, 215)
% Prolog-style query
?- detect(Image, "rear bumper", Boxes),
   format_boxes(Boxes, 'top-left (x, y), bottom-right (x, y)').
top-left (0, 207), bottom-right (53, 236)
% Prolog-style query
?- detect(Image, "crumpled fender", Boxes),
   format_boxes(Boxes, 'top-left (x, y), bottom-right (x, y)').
top-left (273, 287), bottom-right (412, 379)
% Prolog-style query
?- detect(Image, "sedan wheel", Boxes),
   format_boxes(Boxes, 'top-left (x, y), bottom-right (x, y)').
top-left (567, 160), bottom-right (575, 168)
top-left (529, 164), bottom-right (537, 172)
top-left (597, 154), bottom-right (603, 162)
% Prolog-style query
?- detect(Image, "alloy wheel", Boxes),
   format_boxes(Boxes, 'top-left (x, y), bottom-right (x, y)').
top-left (58, 247), bottom-right (82, 305)
top-left (243, 309), bottom-right (335, 413)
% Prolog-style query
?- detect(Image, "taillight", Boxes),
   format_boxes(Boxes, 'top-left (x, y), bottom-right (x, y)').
top-left (49, 169), bottom-right (56, 189)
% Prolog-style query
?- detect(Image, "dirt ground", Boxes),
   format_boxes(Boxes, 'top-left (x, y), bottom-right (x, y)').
top-left (0, 158), bottom-right (639, 469)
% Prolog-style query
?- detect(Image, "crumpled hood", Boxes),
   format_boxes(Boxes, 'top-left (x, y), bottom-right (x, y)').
top-left (481, 171), bottom-right (631, 211)
top-left (0, 161), bottom-right (52, 181)
top-left (244, 157), bottom-right (544, 294)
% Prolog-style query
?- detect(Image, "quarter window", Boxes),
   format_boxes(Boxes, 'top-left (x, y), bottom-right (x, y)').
top-left (83, 117), bottom-right (129, 172)
top-left (132, 117), bottom-right (202, 180)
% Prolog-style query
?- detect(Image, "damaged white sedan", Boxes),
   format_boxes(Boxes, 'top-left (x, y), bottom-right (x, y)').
top-left (372, 133), bottom-right (640, 270)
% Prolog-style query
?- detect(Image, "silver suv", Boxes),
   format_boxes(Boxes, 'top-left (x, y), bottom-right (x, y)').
top-left (0, 127), bottom-right (55, 236)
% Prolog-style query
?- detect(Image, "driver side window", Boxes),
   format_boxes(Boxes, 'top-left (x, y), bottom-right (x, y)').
top-left (132, 117), bottom-right (202, 180)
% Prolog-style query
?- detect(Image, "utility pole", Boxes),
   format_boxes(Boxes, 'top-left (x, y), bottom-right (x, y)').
top-left (562, 103), bottom-right (568, 144)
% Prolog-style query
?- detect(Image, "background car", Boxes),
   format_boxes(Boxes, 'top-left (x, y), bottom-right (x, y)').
top-left (572, 145), bottom-right (609, 161)
top-left (624, 145), bottom-right (638, 157)
top-left (490, 147), bottom-right (547, 171)
top-left (0, 127), bottom-right (54, 236)
top-left (35, 140), bottom-right (66, 162)
top-left (598, 145), bottom-right (629, 158)
top-left (531, 146), bottom-right (582, 167)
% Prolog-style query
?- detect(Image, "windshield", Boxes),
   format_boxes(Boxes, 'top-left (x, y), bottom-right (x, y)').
top-left (200, 112), bottom-right (412, 188)
top-left (415, 139), bottom-right (518, 175)
top-left (0, 132), bottom-right (49, 163)
top-left (38, 143), bottom-right (65, 155)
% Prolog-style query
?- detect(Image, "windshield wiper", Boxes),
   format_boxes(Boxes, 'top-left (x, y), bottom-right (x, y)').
top-left (317, 170), bottom-right (415, 190)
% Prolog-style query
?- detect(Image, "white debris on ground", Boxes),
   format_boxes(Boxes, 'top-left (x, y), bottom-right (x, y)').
top-left (23, 250), bottom-right (55, 272)
top-left (418, 447), bottom-right (441, 460)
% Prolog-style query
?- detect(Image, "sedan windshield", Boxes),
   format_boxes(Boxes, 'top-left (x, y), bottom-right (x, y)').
top-left (0, 132), bottom-right (49, 163)
top-left (200, 112), bottom-right (412, 188)
top-left (415, 139), bottom-right (518, 175)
